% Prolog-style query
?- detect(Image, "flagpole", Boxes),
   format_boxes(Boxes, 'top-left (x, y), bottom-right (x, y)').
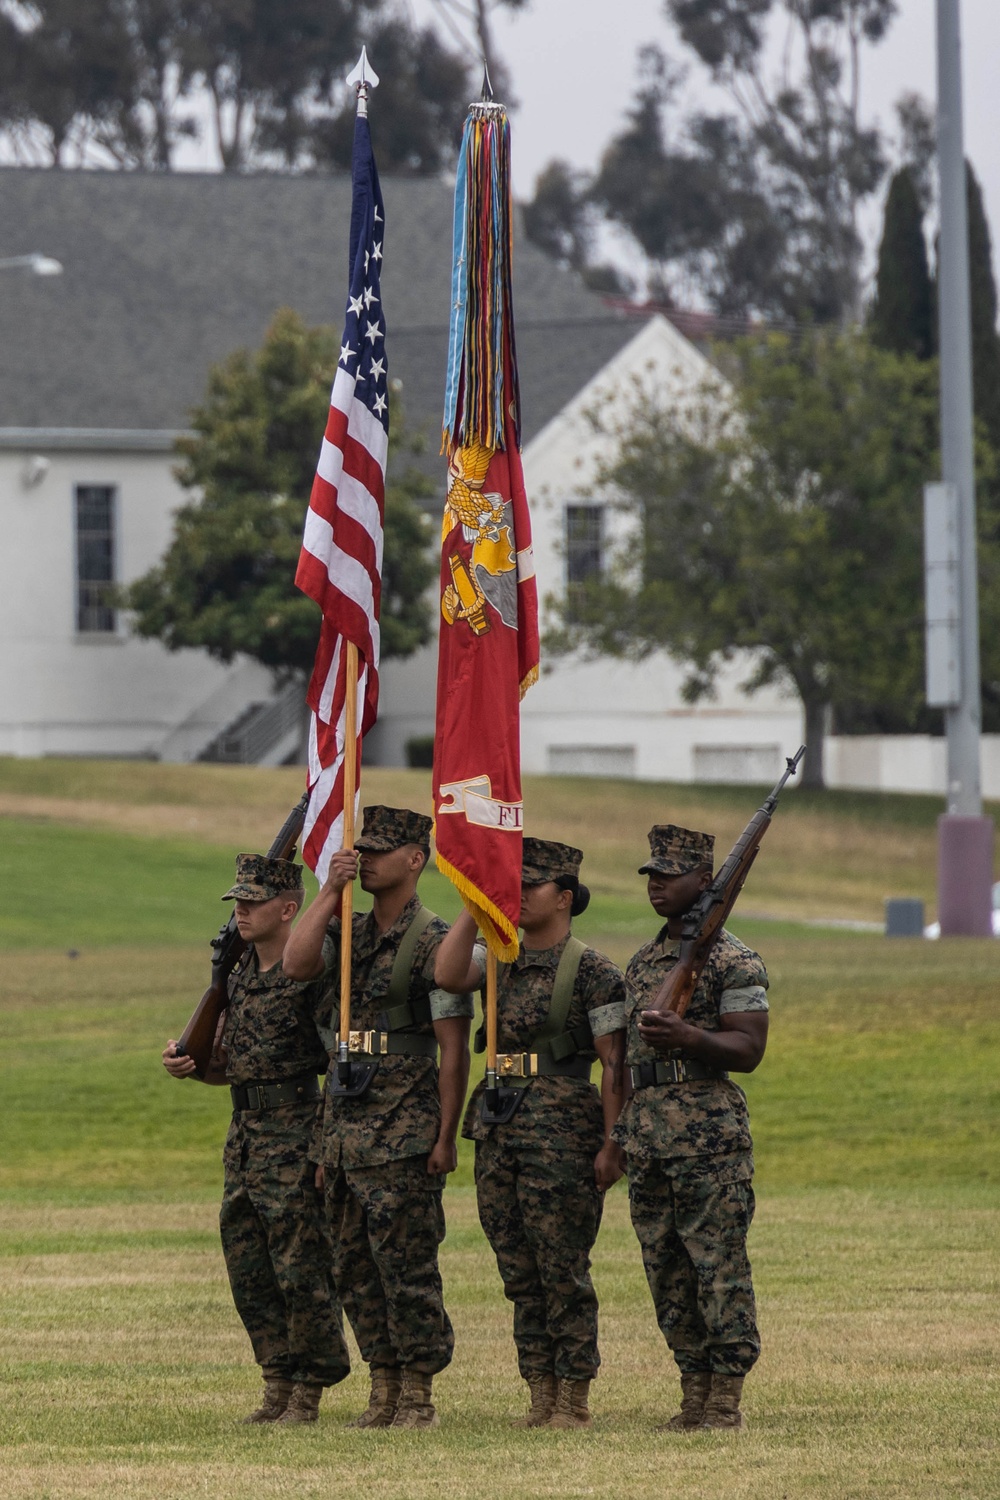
top-left (336, 47), bottom-right (380, 1085)
top-left (338, 641), bottom-right (359, 1083)
top-left (484, 949), bottom-right (499, 1110)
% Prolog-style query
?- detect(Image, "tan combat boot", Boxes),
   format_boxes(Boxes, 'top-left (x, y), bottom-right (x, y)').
top-left (698, 1374), bottom-right (745, 1430)
top-left (547, 1378), bottom-right (592, 1429)
top-left (276, 1382), bottom-right (322, 1424)
top-left (390, 1369), bottom-right (439, 1429)
top-left (513, 1373), bottom-right (557, 1428)
top-left (347, 1366), bottom-right (402, 1429)
top-left (658, 1371), bottom-right (712, 1432)
top-left (242, 1376), bottom-right (293, 1424)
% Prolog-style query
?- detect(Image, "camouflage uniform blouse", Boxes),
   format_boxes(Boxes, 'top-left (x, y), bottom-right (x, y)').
top-left (318, 896), bottom-right (474, 1171)
top-left (220, 950), bottom-right (330, 1160)
top-left (462, 935), bottom-right (627, 1152)
top-left (221, 951), bottom-right (329, 1086)
top-left (612, 927), bottom-right (768, 1161)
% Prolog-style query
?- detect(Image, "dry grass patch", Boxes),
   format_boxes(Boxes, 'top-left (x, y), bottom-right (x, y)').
top-left (0, 758), bottom-right (980, 922)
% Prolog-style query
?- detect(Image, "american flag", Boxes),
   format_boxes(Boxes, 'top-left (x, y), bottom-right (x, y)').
top-left (295, 114), bottom-right (387, 883)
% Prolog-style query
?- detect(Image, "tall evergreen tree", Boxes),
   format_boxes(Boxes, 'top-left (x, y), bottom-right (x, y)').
top-left (869, 167), bottom-right (934, 360)
top-left (966, 162), bottom-right (1000, 458)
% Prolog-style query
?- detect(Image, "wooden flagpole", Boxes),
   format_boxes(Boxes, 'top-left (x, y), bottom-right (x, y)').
top-left (336, 50), bottom-right (380, 1087)
top-left (337, 641), bottom-right (359, 1083)
top-left (485, 948), bottom-right (499, 1107)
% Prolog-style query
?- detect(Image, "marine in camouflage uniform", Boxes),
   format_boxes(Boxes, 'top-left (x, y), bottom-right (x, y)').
top-left (613, 824), bottom-right (770, 1432)
top-left (436, 838), bottom-right (627, 1429)
top-left (162, 853), bottom-right (349, 1426)
top-left (282, 805), bottom-right (474, 1430)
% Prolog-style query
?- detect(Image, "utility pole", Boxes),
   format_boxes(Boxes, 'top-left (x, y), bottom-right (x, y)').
top-left (933, 0), bottom-right (994, 935)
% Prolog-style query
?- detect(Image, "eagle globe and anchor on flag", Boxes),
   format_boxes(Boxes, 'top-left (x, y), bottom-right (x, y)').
top-left (436, 428), bottom-right (533, 843)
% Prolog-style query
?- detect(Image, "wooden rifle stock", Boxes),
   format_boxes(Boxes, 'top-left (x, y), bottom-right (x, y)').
top-left (650, 747), bottom-right (805, 1019)
top-left (177, 792), bottom-right (309, 1079)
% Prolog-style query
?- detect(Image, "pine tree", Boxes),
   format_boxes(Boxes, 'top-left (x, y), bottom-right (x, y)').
top-left (869, 168), bottom-right (934, 360)
top-left (966, 162), bottom-right (1000, 457)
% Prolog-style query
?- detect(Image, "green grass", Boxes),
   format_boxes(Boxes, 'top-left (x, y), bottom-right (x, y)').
top-left (4, 754), bottom-right (993, 923)
top-left (2, 767), bottom-right (1000, 1497)
top-left (0, 817), bottom-right (473, 951)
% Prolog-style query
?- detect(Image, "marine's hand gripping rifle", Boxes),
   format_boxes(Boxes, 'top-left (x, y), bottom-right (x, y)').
top-left (175, 793), bottom-right (309, 1080)
top-left (648, 747), bottom-right (805, 1020)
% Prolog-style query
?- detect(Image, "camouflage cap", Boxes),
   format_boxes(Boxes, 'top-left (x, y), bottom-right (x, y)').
top-left (355, 804), bottom-right (432, 853)
top-left (639, 824), bottom-right (715, 877)
top-left (222, 852), bottom-right (305, 902)
top-left (522, 836), bottom-right (583, 885)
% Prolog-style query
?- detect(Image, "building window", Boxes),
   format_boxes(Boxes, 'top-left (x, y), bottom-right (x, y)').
top-left (547, 744), bottom-right (637, 779)
top-left (565, 504), bottom-right (604, 621)
top-left (692, 744), bottom-right (782, 785)
top-left (565, 504), bottom-right (604, 586)
top-left (75, 485), bottom-right (117, 633)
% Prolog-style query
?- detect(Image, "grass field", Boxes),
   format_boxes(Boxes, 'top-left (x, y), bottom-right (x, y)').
top-left (1, 761), bottom-right (999, 1498)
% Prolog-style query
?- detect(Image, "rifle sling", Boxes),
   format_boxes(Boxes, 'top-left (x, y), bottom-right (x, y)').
top-left (377, 905), bottom-right (437, 1030)
top-left (474, 935), bottom-right (592, 1064)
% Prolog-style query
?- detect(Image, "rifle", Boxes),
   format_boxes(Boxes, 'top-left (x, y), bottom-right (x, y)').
top-left (176, 792), bottom-right (309, 1080)
top-left (649, 747), bottom-right (805, 1019)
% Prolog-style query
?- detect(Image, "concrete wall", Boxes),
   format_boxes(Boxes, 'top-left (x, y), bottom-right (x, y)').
top-left (0, 443), bottom-right (273, 758)
top-left (825, 734), bottom-right (1000, 799)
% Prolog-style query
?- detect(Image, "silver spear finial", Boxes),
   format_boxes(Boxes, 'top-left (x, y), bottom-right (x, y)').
top-left (471, 59), bottom-right (504, 119)
top-left (347, 46), bottom-right (380, 118)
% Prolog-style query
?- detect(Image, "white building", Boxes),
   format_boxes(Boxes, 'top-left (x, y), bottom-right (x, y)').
top-left (3, 166), bottom-right (993, 794)
top-left (0, 166), bottom-right (640, 764)
top-left (377, 314), bottom-right (805, 787)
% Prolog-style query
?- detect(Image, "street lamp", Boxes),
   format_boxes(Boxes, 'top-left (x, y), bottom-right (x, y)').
top-left (0, 253), bottom-right (63, 276)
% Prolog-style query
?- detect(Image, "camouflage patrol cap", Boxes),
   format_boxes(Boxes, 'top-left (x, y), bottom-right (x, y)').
top-left (222, 853), bottom-right (305, 902)
top-left (639, 824), bottom-right (714, 877)
top-left (522, 837), bottom-right (583, 885)
top-left (355, 804), bottom-right (433, 853)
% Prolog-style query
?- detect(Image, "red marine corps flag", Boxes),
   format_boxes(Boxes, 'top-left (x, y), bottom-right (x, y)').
top-left (433, 88), bottom-right (539, 962)
top-left (296, 51), bottom-right (387, 886)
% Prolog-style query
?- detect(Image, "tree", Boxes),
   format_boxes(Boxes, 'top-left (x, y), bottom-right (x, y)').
top-left (97, 0), bottom-right (200, 169)
top-left (127, 309), bottom-right (435, 677)
top-left (177, 0), bottom-right (357, 171)
top-left (522, 160), bottom-right (633, 295)
top-left (966, 162), bottom-right (1000, 460)
top-left (308, 18), bottom-right (471, 177)
top-left (547, 329), bottom-right (944, 788)
top-left (868, 167), bottom-right (934, 360)
top-left (533, 2), bottom-right (894, 323)
top-left (428, 0), bottom-right (530, 102)
top-left (0, 0), bottom-right (475, 173)
top-left (0, 0), bottom-right (136, 166)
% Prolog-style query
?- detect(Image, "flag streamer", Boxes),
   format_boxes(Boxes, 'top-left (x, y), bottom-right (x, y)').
top-left (443, 106), bottom-right (521, 454)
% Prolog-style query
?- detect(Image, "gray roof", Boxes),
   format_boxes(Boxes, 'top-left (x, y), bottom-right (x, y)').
top-left (0, 167), bottom-right (637, 453)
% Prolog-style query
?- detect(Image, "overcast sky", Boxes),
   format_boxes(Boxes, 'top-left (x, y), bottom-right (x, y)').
top-left (403, 0), bottom-right (1000, 286)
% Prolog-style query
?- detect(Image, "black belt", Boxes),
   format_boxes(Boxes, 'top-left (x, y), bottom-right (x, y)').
top-left (495, 1052), bottom-right (593, 1082)
top-left (230, 1075), bottom-right (321, 1112)
top-left (336, 1030), bottom-right (438, 1060)
top-left (629, 1058), bottom-right (725, 1088)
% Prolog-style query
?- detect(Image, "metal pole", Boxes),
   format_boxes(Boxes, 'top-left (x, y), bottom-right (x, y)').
top-left (934, 0), bottom-right (994, 935)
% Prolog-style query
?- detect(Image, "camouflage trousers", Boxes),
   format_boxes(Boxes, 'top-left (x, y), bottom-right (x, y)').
top-left (324, 1155), bottom-right (454, 1376)
top-left (475, 1135), bottom-right (603, 1381)
top-left (626, 1150), bottom-right (760, 1376)
top-left (220, 1106), bottom-right (350, 1388)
